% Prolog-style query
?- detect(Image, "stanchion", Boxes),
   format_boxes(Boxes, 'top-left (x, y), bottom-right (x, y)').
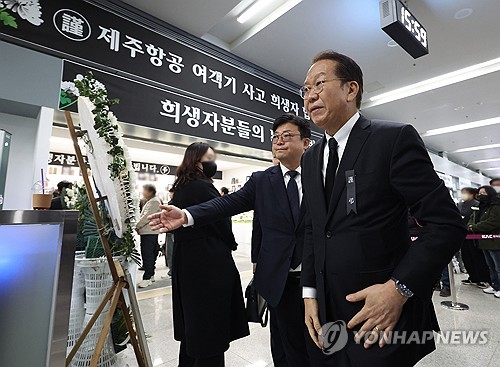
top-left (441, 262), bottom-right (469, 311)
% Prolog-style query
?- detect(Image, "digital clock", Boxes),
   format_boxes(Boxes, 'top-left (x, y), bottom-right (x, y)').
top-left (380, 0), bottom-right (429, 59)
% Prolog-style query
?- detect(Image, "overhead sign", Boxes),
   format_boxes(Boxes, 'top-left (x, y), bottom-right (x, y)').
top-left (60, 61), bottom-right (304, 151)
top-left (48, 151), bottom-right (222, 179)
top-left (379, 0), bottom-right (429, 59)
top-left (0, 0), bottom-right (312, 125)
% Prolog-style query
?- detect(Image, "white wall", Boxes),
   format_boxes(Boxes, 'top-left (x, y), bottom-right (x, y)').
top-left (220, 166), bottom-right (265, 192)
top-left (0, 108), bottom-right (54, 209)
top-left (429, 152), bottom-right (490, 186)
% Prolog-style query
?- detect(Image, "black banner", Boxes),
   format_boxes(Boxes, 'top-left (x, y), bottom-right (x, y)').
top-left (62, 61), bottom-right (322, 151)
top-left (0, 0), bottom-right (312, 124)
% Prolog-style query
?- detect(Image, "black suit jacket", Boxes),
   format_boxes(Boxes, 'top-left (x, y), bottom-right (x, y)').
top-left (301, 115), bottom-right (466, 366)
top-left (187, 165), bottom-right (306, 307)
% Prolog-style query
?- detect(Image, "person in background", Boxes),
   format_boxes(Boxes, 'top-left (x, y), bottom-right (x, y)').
top-left (490, 178), bottom-right (500, 197)
top-left (136, 184), bottom-right (161, 288)
top-left (468, 185), bottom-right (500, 299)
top-left (49, 180), bottom-right (72, 209)
top-left (460, 187), bottom-right (490, 288)
top-left (165, 142), bottom-right (248, 367)
top-left (220, 187), bottom-right (229, 196)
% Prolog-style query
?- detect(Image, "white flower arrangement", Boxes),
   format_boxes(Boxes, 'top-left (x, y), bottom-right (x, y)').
top-left (0, 0), bottom-right (43, 27)
top-left (73, 72), bottom-right (140, 261)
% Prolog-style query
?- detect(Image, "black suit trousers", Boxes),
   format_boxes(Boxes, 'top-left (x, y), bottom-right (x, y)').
top-left (269, 273), bottom-right (325, 367)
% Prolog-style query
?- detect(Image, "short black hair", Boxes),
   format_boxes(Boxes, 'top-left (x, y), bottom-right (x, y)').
top-left (143, 184), bottom-right (156, 196)
top-left (272, 113), bottom-right (311, 139)
top-left (313, 50), bottom-right (364, 108)
top-left (220, 187), bottom-right (229, 195)
top-left (490, 178), bottom-right (500, 185)
top-left (57, 180), bottom-right (72, 192)
top-left (461, 187), bottom-right (477, 195)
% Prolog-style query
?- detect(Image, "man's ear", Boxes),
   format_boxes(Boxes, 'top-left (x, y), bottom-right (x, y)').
top-left (304, 138), bottom-right (311, 150)
top-left (346, 81), bottom-right (359, 104)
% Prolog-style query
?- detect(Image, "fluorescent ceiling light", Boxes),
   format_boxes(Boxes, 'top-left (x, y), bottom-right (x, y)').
top-left (453, 143), bottom-right (500, 153)
top-left (481, 167), bottom-right (500, 171)
top-left (471, 157), bottom-right (500, 164)
top-left (237, 0), bottom-right (267, 24)
top-left (421, 117), bottom-right (500, 137)
top-left (365, 56), bottom-right (500, 107)
top-left (231, 0), bottom-right (302, 49)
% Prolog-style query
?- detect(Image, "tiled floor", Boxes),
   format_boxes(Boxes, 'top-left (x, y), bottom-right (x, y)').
top-left (120, 241), bottom-right (500, 367)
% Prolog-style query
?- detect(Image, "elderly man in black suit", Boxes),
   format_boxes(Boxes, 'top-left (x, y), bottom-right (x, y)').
top-left (299, 51), bottom-right (466, 367)
top-left (150, 114), bottom-right (324, 366)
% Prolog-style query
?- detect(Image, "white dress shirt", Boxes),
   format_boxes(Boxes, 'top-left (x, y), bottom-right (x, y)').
top-left (303, 111), bottom-right (360, 299)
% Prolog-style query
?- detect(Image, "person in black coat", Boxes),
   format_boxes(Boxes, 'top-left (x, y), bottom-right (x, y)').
top-left (459, 187), bottom-right (490, 287)
top-left (299, 51), bottom-right (465, 367)
top-left (169, 142), bottom-right (249, 367)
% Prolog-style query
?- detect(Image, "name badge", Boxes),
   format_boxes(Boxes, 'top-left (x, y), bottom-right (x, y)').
top-left (345, 170), bottom-right (357, 215)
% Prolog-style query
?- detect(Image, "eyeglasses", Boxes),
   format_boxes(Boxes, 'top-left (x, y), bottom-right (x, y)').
top-left (299, 78), bottom-right (345, 99)
top-left (271, 132), bottom-right (301, 144)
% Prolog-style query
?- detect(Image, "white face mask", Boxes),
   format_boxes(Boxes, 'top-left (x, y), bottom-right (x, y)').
top-left (461, 193), bottom-right (470, 201)
top-left (494, 186), bottom-right (500, 194)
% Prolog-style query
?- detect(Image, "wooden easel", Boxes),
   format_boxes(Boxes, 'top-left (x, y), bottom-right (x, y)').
top-left (65, 110), bottom-right (152, 367)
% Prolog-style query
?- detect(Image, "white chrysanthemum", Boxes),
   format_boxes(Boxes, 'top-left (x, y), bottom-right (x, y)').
top-left (4, 0), bottom-right (43, 26)
top-left (61, 81), bottom-right (80, 96)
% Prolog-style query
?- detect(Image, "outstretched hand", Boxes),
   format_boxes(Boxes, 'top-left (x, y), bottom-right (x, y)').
top-left (148, 205), bottom-right (187, 233)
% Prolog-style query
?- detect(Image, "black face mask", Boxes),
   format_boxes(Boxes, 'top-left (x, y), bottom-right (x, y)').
top-left (477, 194), bottom-right (489, 203)
top-left (201, 161), bottom-right (217, 178)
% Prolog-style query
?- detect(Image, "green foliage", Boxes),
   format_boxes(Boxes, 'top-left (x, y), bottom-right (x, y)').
top-left (0, 10), bottom-right (18, 29)
top-left (73, 73), bottom-right (140, 265)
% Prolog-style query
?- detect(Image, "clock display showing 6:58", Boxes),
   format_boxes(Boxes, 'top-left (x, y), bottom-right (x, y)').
top-left (398, 2), bottom-right (428, 49)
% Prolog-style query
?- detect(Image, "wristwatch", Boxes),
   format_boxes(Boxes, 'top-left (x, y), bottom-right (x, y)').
top-left (391, 277), bottom-right (414, 298)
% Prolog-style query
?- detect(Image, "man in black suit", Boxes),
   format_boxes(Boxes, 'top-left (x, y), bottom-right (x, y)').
top-left (149, 114), bottom-right (324, 366)
top-left (299, 51), bottom-right (466, 366)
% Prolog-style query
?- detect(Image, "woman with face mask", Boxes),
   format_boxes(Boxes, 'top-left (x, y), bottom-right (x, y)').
top-left (169, 142), bottom-right (249, 366)
top-left (468, 185), bottom-right (500, 299)
top-left (460, 188), bottom-right (491, 288)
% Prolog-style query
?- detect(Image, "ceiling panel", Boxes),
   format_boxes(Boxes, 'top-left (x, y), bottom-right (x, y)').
top-left (119, 0), bottom-right (241, 37)
top-left (115, 0), bottom-right (500, 179)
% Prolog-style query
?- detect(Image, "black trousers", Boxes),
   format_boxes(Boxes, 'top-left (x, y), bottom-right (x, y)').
top-left (140, 234), bottom-right (158, 280)
top-left (461, 240), bottom-right (491, 283)
top-left (178, 341), bottom-right (224, 367)
top-left (269, 273), bottom-right (325, 367)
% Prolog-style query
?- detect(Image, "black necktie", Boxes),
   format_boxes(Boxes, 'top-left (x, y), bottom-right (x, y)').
top-left (325, 138), bottom-right (339, 207)
top-left (286, 170), bottom-right (300, 226)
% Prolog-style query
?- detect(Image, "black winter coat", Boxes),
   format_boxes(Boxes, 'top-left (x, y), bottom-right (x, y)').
top-left (171, 179), bottom-right (249, 357)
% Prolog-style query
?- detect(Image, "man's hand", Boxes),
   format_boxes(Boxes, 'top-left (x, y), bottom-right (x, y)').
top-left (346, 280), bottom-right (407, 349)
top-left (304, 298), bottom-right (323, 349)
top-left (148, 205), bottom-right (187, 233)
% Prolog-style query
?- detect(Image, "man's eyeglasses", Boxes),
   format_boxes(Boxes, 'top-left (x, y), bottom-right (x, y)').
top-left (271, 132), bottom-right (301, 144)
top-left (299, 78), bottom-right (346, 99)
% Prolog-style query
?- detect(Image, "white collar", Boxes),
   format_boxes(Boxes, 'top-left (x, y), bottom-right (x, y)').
top-left (279, 163), bottom-right (301, 177)
top-left (324, 111), bottom-right (360, 142)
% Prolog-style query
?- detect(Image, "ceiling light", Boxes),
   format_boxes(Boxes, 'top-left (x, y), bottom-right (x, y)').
top-left (237, 0), bottom-right (267, 24)
top-left (421, 117), bottom-right (500, 137)
top-left (481, 167), bottom-right (500, 171)
top-left (470, 157), bottom-right (500, 164)
top-left (365, 56), bottom-right (500, 107)
top-left (453, 143), bottom-right (500, 153)
top-left (387, 40), bottom-right (398, 48)
top-left (454, 8), bottom-right (473, 20)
